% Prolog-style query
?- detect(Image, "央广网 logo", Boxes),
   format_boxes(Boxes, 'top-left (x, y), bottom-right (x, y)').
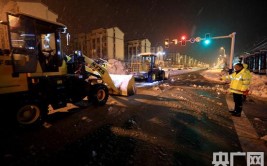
top-left (212, 151), bottom-right (264, 166)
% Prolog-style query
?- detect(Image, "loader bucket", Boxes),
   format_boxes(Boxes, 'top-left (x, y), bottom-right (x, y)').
top-left (109, 74), bottom-right (136, 96)
top-left (82, 55), bottom-right (136, 96)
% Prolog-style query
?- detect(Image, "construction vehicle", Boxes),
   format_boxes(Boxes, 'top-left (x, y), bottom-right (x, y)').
top-left (0, 10), bottom-right (135, 127)
top-left (130, 52), bottom-right (166, 82)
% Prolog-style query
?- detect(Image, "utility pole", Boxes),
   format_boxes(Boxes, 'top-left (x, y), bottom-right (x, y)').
top-left (209, 32), bottom-right (236, 70)
top-left (229, 32), bottom-right (236, 69)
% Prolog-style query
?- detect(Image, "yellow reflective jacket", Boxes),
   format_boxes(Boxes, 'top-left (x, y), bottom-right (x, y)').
top-left (243, 63), bottom-right (252, 80)
top-left (223, 68), bottom-right (251, 94)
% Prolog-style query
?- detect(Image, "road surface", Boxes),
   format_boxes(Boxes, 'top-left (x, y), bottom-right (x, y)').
top-left (1, 70), bottom-right (266, 166)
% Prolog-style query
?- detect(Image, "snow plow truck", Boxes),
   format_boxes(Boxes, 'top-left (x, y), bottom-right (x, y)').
top-left (0, 3), bottom-right (136, 128)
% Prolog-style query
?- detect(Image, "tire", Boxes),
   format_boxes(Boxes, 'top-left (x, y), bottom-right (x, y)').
top-left (147, 72), bottom-right (156, 82)
top-left (90, 84), bottom-right (109, 106)
top-left (152, 73), bottom-right (156, 81)
top-left (15, 101), bottom-right (48, 128)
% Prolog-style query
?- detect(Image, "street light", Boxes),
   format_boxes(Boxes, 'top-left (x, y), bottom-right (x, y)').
top-left (220, 47), bottom-right (225, 57)
top-left (220, 47), bottom-right (228, 68)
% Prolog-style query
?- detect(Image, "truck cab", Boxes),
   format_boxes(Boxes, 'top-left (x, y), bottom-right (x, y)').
top-left (0, 12), bottom-right (111, 128)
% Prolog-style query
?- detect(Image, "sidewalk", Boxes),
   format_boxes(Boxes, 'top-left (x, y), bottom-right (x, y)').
top-left (242, 95), bottom-right (267, 141)
top-left (201, 68), bottom-right (267, 140)
top-left (225, 93), bottom-right (267, 163)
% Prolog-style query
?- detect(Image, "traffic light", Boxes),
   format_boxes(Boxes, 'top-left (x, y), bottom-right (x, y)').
top-left (204, 39), bottom-right (211, 45)
top-left (164, 38), bottom-right (169, 48)
top-left (204, 33), bottom-right (211, 45)
top-left (181, 35), bottom-right (186, 46)
top-left (205, 33), bottom-right (210, 40)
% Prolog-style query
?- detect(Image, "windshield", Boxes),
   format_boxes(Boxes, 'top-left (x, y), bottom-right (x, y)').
top-left (8, 14), bottom-right (36, 51)
top-left (7, 13), bottom-right (66, 72)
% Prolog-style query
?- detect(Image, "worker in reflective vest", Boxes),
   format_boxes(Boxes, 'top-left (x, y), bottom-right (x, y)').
top-left (241, 63), bottom-right (252, 101)
top-left (222, 63), bottom-right (251, 117)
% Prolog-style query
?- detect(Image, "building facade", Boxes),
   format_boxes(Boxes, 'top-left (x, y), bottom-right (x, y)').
top-left (72, 27), bottom-right (124, 60)
top-left (125, 39), bottom-right (151, 62)
top-left (151, 45), bottom-right (164, 61)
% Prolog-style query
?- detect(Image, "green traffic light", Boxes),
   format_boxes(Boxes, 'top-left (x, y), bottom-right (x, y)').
top-left (204, 33), bottom-right (211, 45)
top-left (204, 39), bottom-right (211, 45)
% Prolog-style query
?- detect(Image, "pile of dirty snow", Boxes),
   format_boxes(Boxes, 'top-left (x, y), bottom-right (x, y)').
top-left (106, 59), bottom-right (128, 75)
top-left (200, 69), bottom-right (267, 99)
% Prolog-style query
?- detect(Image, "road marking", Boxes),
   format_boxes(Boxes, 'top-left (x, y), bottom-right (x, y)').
top-left (225, 93), bottom-right (267, 153)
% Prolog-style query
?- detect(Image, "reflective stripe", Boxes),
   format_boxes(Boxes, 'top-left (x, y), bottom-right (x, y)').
top-left (232, 77), bottom-right (242, 80)
top-left (230, 88), bottom-right (243, 92)
top-left (229, 88), bottom-right (243, 94)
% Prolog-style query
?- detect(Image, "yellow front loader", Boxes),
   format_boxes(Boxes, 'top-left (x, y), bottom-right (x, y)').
top-left (0, 9), bottom-right (135, 128)
top-left (130, 53), bottom-right (166, 82)
top-left (67, 51), bottom-right (136, 97)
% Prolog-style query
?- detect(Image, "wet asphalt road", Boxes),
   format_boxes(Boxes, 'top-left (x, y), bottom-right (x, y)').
top-left (1, 70), bottom-right (266, 166)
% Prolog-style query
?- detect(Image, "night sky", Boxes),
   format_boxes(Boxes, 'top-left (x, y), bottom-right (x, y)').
top-left (7, 0), bottom-right (267, 64)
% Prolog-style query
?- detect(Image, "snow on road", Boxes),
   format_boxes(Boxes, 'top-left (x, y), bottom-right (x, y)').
top-left (201, 68), bottom-right (267, 99)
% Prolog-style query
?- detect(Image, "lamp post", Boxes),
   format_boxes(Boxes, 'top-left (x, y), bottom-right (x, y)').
top-left (220, 47), bottom-right (225, 57)
top-left (220, 47), bottom-right (228, 68)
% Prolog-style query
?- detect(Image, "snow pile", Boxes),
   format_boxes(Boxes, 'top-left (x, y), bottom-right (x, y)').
top-left (107, 59), bottom-right (128, 75)
top-left (163, 67), bottom-right (200, 78)
top-left (200, 68), bottom-right (224, 80)
top-left (200, 69), bottom-right (267, 99)
top-left (249, 74), bottom-right (267, 98)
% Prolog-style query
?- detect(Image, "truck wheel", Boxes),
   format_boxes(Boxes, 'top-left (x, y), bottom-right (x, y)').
top-left (16, 101), bottom-right (48, 128)
top-left (152, 73), bottom-right (156, 81)
top-left (90, 84), bottom-right (109, 106)
top-left (147, 72), bottom-right (156, 82)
